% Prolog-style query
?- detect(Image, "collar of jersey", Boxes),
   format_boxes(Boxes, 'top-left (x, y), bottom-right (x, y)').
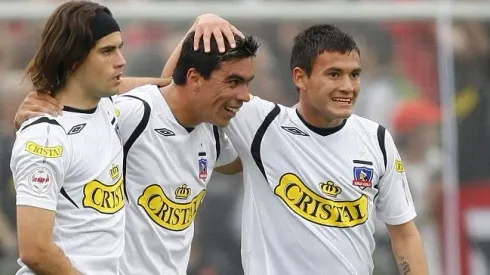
top-left (63, 105), bottom-right (97, 114)
top-left (295, 109), bottom-right (346, 136)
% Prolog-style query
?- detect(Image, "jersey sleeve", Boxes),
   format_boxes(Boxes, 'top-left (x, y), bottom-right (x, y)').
top-left (375, 130), bottom-right (417, 225)
top-left (113, 94), bottom-right (147, 145)
top-left (225, 95), bottom-right (276, 150)
top-left (11, 118), bottom-right (69, 211)
top-left (215, 131), bottom-right (238, 167)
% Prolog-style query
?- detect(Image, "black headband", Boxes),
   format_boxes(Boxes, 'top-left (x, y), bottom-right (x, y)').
top-left (90, 11), bottom-right (120, 42)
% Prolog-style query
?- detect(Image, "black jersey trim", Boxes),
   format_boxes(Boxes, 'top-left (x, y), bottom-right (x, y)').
top-left (296, 109), bottom-right (346, 136)
top-left (251, 105), bottom-right (281, 179)
top-left (63, 105), bottom-right (97, 114)
top-left (377, 125), bottom-right (387, 170)
top-left (60, 187), bottom-right (79, 208)
top-left (121, 95), bottom-right (152, 202)
top-left (213, 126), bottom-right (221, 161)
top-left (21, 117), bottom-right (64, 132)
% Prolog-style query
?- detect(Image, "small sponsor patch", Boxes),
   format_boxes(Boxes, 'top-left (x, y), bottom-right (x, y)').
top-left (395, 159), bottom-right (405, 173)
top-left (25, 141), bottom-right (63, 158)
top-left (27, 166), bottom-right (54, 194)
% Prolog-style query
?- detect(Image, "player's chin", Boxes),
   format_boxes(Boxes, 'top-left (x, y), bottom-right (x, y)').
top-left (330, 107), bottom-right (353, 119)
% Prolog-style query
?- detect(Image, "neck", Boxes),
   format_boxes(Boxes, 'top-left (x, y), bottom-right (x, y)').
top-left (162, 84), bottom-right (201, 128)
top-left (55, 78), bottom-right (99, 110)
top-left (297, 101), bottom-right (344, 129)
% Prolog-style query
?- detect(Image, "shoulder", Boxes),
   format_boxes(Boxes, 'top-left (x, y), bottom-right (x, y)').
top-left (112, 85), bottom-right (159, 121)
top-left (14, 115), bottom-right (69, 161)
top-left (115, 84), bottom-right (158, 106)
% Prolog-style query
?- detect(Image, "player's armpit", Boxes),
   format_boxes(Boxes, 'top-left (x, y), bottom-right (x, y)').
top-left (119, 77), bottom-right (172, 94)
top-left (17, 206), bottom-right (80, 275)
top-left (386, 221), bottom-right (429, 275)
top-left (215, 157), bottom-right (242, 175)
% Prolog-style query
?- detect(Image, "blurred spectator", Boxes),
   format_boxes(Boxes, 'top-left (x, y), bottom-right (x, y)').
top-left (392, 99), bottom-right (443, 275)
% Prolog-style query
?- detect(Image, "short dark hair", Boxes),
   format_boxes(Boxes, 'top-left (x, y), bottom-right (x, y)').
top-left (25, 1), bottom-right (113, 94)
top-left (172, 32), bottom-right (260, 85)
top-left (290, 24), bottom-right (360, 77)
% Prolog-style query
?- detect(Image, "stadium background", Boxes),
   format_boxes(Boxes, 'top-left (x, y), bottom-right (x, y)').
top-left (0, 0), bottom-right (489, 274)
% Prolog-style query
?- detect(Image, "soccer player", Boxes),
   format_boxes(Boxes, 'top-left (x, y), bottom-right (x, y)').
top-left (14, 15), bottom-right (256, 275)
top-left (11, 2), bottom-right (126, 274)
top-left (113, 33), bottom-right (257, 275)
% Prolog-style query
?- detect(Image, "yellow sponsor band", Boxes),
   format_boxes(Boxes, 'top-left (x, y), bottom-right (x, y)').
top-left (274, 173), bottom-right (368, 228)
top-left (83, 176), bottom-right (124, 214)
top-left (25, 141), bottom-right (63, 158)
top-left (138, 185), bottom-right (206, 231)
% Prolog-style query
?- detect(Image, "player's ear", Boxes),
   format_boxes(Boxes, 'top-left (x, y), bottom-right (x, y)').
top-left (292, 67), bottom-right (307, 92)
top-left (186, 68), bottom-right (201, 92)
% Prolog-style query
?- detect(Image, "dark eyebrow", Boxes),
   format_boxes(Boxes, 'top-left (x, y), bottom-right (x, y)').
top-left (225, 74), bottom-right (255, 82)
top-left (99, 41), bottom-right (124, 52)
top-left (326, 67), bottom-right (362, 73)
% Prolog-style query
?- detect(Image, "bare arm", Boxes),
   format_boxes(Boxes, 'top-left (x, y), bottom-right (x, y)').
top-left (161, 13), bottom-right (244, 78)
top-left (387, 221), bottom-right (429, 275)
top-left (118, 77), bottom-right (172, 94)
top-left (215, 157), bottom-right (242, 175)
top-left (17, 206), bottom-right (80, 274)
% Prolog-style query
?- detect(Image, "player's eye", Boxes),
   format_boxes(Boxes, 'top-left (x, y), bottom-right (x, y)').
top-left (228, 79), bottom-right (241, 87)
top-left (328, 72), bottom-right (339, 78)
top-left (351, 72), bottom-right (360, 78)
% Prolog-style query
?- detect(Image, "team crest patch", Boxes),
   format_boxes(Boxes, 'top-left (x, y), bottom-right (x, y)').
top-left (352, 166), bottom-right (374, 189)
top-left (198, 158), bottom-right (208, 181)
top-left (27, 166), bottom-right (54, 194)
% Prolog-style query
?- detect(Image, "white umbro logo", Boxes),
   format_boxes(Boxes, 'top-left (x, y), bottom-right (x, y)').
top-left (154, 128), bottom-right (175, 137)
top-left (67, 123), bottom-right (86, 135)
top-left (281, 126), bottom-right (309, 136)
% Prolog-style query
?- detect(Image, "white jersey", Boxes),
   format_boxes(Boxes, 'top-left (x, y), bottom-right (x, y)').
top-left (225, 96), bottom-right (416, 275)
top-left (113, 85), bottom-right (237, 275)
top-left (11, 98), bottom-right (125, 275)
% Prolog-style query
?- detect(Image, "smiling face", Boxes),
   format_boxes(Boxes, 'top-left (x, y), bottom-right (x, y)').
top-left (294, 50), bottom-right (361, 127)
top-left (194, 56), bottom-right (255, 127)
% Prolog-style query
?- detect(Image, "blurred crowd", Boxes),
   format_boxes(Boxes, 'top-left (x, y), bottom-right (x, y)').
top-left (1, 2), bottom-right (490, 274)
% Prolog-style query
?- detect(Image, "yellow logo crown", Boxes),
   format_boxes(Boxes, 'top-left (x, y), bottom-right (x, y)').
top-left (320, 181), bottom-right (341, 197)
top-left (175, 184), bottom-right (191, 200)
top-left (110, 164), bottom-right (119, 180)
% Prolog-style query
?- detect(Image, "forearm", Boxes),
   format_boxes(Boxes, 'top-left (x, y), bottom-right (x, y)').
top-left (391, 233), bottom-right (428, 275)
top-left (161, 34), bottom-right (188, 78)
top-left (23, 243), bottom-right (79, 275)
top-left (118, 77), bottom-right (172, 94)
top-left (161, 23), bottom-right (196, 78)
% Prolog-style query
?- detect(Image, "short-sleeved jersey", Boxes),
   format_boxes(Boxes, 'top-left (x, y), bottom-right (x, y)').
top-left (113, 85), bottom-right (237, 275)
top-left (10, 98), bottom-right (125, 275)
top-left (224, 96), bottom-right (416, 275)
